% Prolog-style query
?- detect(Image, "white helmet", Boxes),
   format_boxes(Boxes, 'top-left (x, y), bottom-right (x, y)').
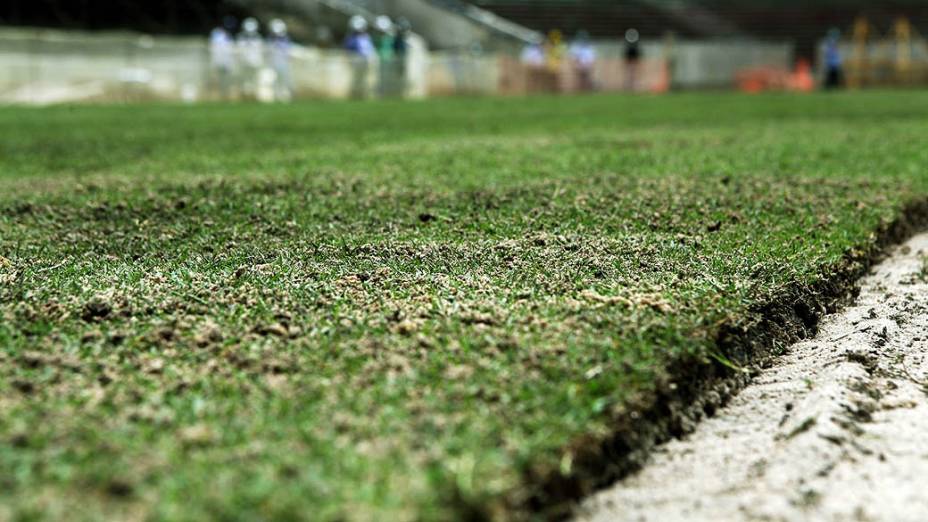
top-left (349, 15), bottom-right (367, 32)
top-left (243, 17), bottom-right (259, 33)
top-left (270, 19), bottom-right (287, 36)
top-left (625, 28), bottom-right (639, 44)
top-left (375, 15), bottom-right (393, 34)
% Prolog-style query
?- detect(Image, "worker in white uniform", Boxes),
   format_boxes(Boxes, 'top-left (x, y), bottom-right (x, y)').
top-left (237, 17), bottom-right (265, 99)
top-left (209, 17), bottom-right (236, 99)
top-left (569, 30), bottom-right (596, 91)
top-left (345, 16), bottom-right (375, 99)
top-left (268, 19), bottom-right (293, 101)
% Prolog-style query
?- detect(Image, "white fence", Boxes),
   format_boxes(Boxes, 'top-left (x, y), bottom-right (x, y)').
top-left (0, 30), bottom-right (207, 104)
top-left (0, 28), bottom-right (797, 105)
top-left (668, 40), bottom-right (795, 89)
top-left (0, 28), bottom-right (431, 104)
top-left (591, 40), bottom-right (794, 89)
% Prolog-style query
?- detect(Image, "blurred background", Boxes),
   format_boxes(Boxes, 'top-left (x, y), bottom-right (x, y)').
top-left (1, 0), bottom-right (927, 104)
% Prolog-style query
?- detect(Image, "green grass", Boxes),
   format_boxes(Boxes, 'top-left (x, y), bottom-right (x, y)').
top-left (1, 92), bottom-right (926, 521)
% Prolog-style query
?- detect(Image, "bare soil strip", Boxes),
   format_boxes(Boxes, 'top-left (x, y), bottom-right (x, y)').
top-left (576, 232), bottom-right (928, 522)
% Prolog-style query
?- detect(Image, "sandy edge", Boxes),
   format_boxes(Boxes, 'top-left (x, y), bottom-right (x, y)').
top-left (575, 232), bottom-right (928, 522)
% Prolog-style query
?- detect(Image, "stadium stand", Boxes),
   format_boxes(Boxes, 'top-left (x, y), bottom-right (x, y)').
top-left (0, 1), bottom-right (236, 34)
top-left (469, 0), bottom-right (928, 60)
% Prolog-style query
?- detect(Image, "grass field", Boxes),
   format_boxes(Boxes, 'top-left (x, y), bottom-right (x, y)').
top-left (1, 92), bottom-right (927, 521)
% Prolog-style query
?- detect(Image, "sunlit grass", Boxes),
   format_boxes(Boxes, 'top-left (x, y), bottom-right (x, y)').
top-left (1, 91), bottom-right (927, 520)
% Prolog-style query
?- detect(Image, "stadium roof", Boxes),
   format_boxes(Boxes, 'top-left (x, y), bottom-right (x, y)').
top-left (0, 0), bottom-right (240, 34)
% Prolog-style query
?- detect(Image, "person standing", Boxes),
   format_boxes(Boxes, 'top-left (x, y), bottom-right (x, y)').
top-left (520, 36), bottom-right (546, 92)
top-left (374, 15), bottom-right (397, 97)
top-left (392, 18), bottom-right (412, 97)
top-left (624, 28), bottom-right (642, 91)
top-left (209, 17), bottom-right (236, 99)
top-left (520, 38), bottom-right (545, 67)
top-left (823, 28), bottom-right (844, 90)
top-left (545, 29), bottom-right (567, 74)
top-left (344, 16), bottom-right (375, 99)
top-left (237, 17), bottom-right (265, 100)
top-left (569, 30), bottom-right (596, 92)
top-left (268, 19), bottom-right (293, 102)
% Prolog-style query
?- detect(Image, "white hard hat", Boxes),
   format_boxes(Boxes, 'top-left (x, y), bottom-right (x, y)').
top-left (243, 17), bottom-right (259, 33)
top-left (349, 15), bottom-right (367, 32)
top-left (270, 19), bottom-right (287, 35)
top-left (375, 15), bottom-right (393, 33)
top-left (625, 28), bottom-right (639, 43)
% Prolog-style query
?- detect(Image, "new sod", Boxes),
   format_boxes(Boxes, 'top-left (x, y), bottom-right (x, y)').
top-left (1, 93), bottom-right (926, 520)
